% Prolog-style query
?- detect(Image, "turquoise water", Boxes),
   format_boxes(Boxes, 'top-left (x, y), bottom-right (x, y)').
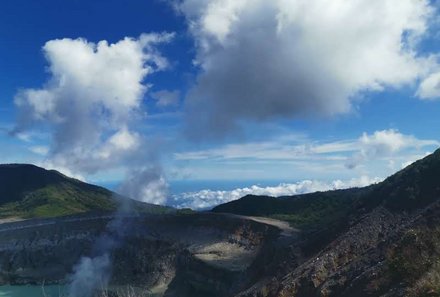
top-left (0, 285), bottom-right (67, 297)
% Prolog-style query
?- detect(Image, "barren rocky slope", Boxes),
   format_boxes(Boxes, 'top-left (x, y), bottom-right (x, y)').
top-left (0, 212), bottom-right (279, 296)
top-left (219, 149), bottom-right (440, 297)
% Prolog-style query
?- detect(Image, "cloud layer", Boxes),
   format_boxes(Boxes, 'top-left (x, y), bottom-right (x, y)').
top-left (170, 176), bottom-right (382, 210)
top-left (171, 128), bottom-right (438, 184)
top-left (177, 0), bottom-right (437, 139)
top-left (176, 129), bottom-right (437, 164)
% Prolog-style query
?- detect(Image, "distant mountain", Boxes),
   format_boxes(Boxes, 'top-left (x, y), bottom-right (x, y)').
top-left (0, 164), bottom-right (172, 219)
top-left (212, 188), bottom-right (368, 230)
top-left (213, 148), bottom-right (440, 228)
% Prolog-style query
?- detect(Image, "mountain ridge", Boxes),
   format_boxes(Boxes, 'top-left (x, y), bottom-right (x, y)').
top-left (213, 149), bottom-right (440, 229)
top-left (0, 163), bottom-right (172, 219)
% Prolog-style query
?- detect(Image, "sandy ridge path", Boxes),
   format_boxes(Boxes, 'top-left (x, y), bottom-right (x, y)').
top-left (244, 216), bottom-right (298, 237)
top-left (221, 213), bottom-right (299, 238)
top-left (0, 212), bottom-right (299, 239)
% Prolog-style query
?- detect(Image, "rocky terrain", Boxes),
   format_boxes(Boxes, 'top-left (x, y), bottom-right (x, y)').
top-left (217, 149), bottom-right (440, 297)
top-left (0, 212), bottom-right (279, 296)
top-left (2, 149), bottom-right (440, 296)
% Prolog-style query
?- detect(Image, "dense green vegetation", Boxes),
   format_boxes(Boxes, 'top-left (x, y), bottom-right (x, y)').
top-left (0, 164), bottom-right (172, 219)
top-left (0, 182), bottom-right (116, 218)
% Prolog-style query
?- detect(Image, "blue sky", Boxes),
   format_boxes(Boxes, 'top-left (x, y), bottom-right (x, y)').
top-left (1, 0), bottom-right (440, 209)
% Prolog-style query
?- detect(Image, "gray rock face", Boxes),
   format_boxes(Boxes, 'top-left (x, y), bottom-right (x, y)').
top-left (0, 212), bottom-right (279, 297)
top-left (234, 201), bottom-right (440, 297)
top-left (4, 204), bottom-right (438, 297)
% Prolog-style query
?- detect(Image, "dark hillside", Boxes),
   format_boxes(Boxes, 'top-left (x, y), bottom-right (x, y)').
top-left (363, 149), bottom-right (440, 211)
top-left (0, 164), bottom-right (171, 219)
top-left (213, 149), bottom-right (440, 228)
top-left (213, 188), bottom-right (371, 230)
top-left (0, 164), bottom-right (73, 204)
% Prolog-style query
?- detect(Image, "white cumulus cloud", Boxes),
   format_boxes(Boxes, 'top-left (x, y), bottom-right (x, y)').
top-left (13, 33), bottom-right (173, 174)
top-left (346, 129), bottom-right (438, 169)
top-left (417, 71), bottom-right (440, 99)
top-left (176, 0), bottom-right (437, 139)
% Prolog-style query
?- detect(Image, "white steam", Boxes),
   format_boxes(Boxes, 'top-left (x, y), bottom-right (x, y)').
top-left (68, 254), bottom-right (111, 297)
top-left (119, 167), bottom-right (169, 205)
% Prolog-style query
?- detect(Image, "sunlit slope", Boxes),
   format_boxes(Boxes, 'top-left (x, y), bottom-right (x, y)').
top-left (0, 164), bottom-right (171, 219)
